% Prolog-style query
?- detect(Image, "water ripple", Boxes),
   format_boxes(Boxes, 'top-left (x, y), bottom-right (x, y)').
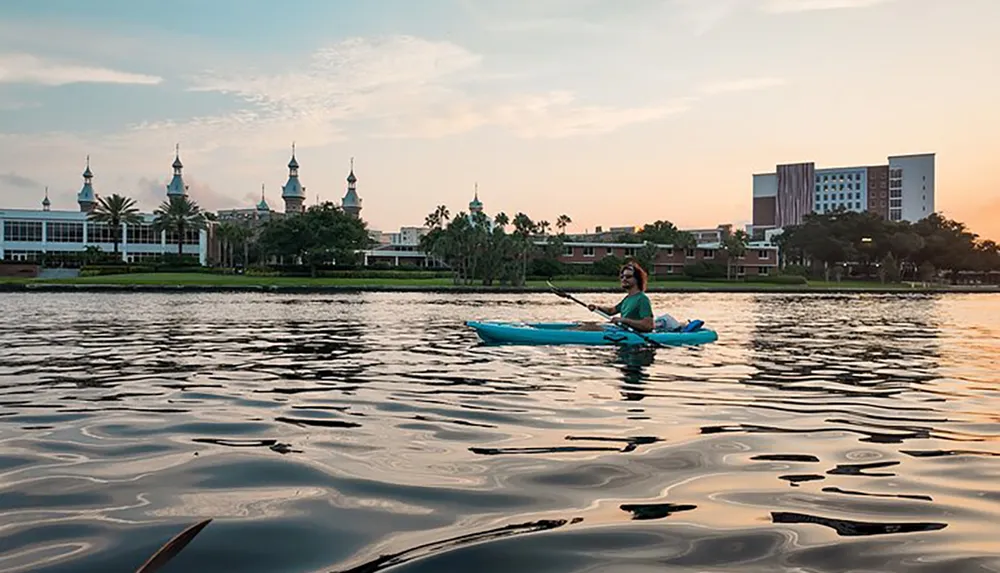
top-left (0, 291), bottom-right (998, 572)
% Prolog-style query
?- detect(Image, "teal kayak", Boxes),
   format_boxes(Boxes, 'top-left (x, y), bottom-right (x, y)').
top-left (465, 321), bottom-right (718, 347)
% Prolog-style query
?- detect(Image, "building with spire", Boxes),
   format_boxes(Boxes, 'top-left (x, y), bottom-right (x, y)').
top-left (1, 151), bottom-right (209, 266)
top-left (77, 156), bottom-right (97, 212)
top-left (166, 144), bottom-right (188, 198)
top-left (341, 158), bottom-right (361, 218)
top-left (256, 184), bottom-right (270, 215)
top-left (469, 183), bottom-right (483, 215)
top-left (281, 144), bottom-right (306, 214)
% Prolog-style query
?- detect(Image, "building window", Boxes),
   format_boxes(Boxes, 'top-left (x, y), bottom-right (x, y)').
top-left (3, 249), bottom-right (42, 261)
top-left (47, 222), bottom-right (84, 243)
top-left (88, 223), bottom-right (119, 244)
top-left (665, 265), bottom-right (674, 274)
top-left (624, 247), bottom-right (636, 257)
top-left (685, 248), bottom-right (695, 258)
top-left (758, 266), bottom-right (769, 276)
top-left (564, 246), bottom-right (574, 256)
top-left (166, 228), bottom-right (200, 245)
top-left (583, 246), bottom-right (595, 257)
top-left (127, 224), bottom-right (161, 244)
top-left (702, 249), bottom-right (715, 259)
top-left (3, 221), bottom-right (43, 242)
top-left (757, 250), bottom-right (769, 259)
top-left (606, 247), bottom-right (613, 255)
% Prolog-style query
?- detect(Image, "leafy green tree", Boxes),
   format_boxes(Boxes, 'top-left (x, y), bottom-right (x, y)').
top-left (258, 202), bottom-right (372, 276)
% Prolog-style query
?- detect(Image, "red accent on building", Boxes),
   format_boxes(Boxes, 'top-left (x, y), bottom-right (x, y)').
top-left (557, 243), bottom-right (779, 277)
top-left (867, 165), bottom-right (889, 218)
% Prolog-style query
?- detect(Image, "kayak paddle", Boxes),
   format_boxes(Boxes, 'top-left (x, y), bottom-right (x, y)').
top-left (546, 280), bottom-right (665, 348)
top-left (135, 518), bottom-right (212, 573)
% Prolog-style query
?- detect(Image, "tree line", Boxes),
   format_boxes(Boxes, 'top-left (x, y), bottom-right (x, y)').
top-left (775, 210), bottom-right (999, 282)
top-left (78, 192), bottom-right (998, 285)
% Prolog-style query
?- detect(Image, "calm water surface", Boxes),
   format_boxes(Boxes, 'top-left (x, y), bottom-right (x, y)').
top-left (1, 291), bottom-right (998, 572)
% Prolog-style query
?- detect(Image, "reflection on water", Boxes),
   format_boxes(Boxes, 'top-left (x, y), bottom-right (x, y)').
top-left (1, 291), bottom-right (999, 572)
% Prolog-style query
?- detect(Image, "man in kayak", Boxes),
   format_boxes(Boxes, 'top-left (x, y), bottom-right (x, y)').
top-left (576, 261), bottom-right (655, 332)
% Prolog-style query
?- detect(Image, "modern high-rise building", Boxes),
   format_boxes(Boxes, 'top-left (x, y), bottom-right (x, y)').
top-left (750, 153), bottom-right (935, 239)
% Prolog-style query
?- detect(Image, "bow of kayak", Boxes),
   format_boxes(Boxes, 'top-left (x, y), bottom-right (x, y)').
top-left (465, 320), bottom-right (718, 346)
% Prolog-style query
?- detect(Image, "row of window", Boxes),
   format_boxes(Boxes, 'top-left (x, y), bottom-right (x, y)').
top-left (2, 221), bottom-right (199, 244)
top-left (816, 172), bottom-right (864, 183)
top-left (816, 182), bottom-right (862, 192)
top-left (818, 203), bottom-right (862, 213)
top-left (564, 247), bottom-right (772, 259)
top-left (816, 191), bottom-right (863, 203)
top-left (1, 250), bottom-right (185, 263)
top-left (658, 264), bottom-right (770, 276)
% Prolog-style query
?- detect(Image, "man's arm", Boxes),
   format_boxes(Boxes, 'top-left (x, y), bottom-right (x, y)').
top-left (587, 303), bottom-right (618, 316)
top-left (616, 315), bottom-right (654, 332)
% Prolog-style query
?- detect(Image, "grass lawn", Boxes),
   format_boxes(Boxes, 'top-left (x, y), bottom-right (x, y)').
top-left (0, 272), bottom-right (958, 291)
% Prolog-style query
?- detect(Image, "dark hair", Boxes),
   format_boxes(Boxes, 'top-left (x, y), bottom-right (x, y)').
top-left (621, 261), bottom-right (647, 291)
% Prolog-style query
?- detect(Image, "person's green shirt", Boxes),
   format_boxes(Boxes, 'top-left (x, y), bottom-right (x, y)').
top-left (615, 292), bottom-right (653, 321)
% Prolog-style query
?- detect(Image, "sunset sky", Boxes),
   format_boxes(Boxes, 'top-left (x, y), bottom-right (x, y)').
top-left (0, 0), bottom-right (997, 240)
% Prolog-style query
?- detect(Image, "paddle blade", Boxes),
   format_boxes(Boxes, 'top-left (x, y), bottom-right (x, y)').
top-left (135, 519), bottom-right (212, 573)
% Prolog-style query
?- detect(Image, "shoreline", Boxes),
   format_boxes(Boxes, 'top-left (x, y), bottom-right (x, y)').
top-left (2, 282), bottom-right (996, 294)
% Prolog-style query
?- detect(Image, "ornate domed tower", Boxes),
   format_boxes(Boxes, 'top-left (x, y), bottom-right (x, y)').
top-left (166, 144), bottom-right (189, 198)
top-left (281, 143), bottom-right (306, 214)
top-left (77, 156), bottom-right (96, 212)
top-left (469, 183), bottom-right (483, 214)
top-left (341, 157), bottom-right (361, 218)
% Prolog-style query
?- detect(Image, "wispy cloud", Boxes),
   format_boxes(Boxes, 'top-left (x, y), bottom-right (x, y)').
top-left (0, 53), bottom-right (162, 86)
top-left (761, 0), bottom-right (896, 13)
top-left (0, 172), bottom-right (41, 189)
top-left (182, 35), bottom-right (688, 141)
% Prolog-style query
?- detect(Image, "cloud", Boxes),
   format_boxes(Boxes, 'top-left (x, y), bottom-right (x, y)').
top-left (0, 53), bottom-right (162, 86)
top-left (179, 35), bottom-right (688, 142)
top-left (0, 172), bottom-right (41, 189)
top-left (135, 176), bottom-right (232, 212)
top-left (700, 77), bottom-right (788, 95)
top-left (760, 0), bottom-right (895, 13)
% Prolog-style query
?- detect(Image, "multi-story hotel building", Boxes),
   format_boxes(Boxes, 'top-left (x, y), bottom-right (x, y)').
top-left (750, 153), bottom-right (935, 239)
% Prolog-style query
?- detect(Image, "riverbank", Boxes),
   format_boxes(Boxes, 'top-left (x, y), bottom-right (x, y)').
top-left (1, 272), bottom-right (995, 293)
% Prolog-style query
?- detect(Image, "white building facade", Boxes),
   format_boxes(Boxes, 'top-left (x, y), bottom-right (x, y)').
top-left (0, 152), bottom-right (208, 265)
top-left (0, 209), bottom-right (206, 264)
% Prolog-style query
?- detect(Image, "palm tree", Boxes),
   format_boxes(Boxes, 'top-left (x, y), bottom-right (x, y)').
top-left (87, 194), bottom-right (143, 257)
top-left (153, 195), bottom-right (208, 260)
top-left (556, 214), bottom-right (572, 235)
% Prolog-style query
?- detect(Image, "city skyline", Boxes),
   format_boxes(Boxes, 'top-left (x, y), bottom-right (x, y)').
top-left (1, 0), bottom-right (998, 240)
